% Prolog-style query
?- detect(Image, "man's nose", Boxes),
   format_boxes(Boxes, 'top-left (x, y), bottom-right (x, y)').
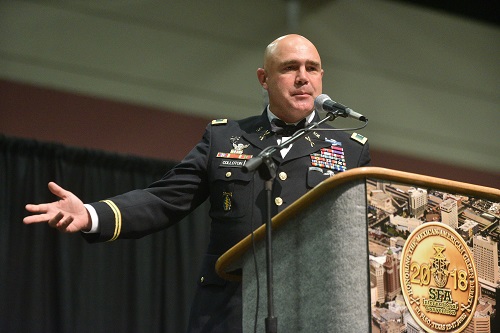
top-left (295, 67), bottom-right (309, 85)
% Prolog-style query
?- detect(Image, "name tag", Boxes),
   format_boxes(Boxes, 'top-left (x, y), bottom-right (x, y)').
top-left (220, 159), bottom-right (247, 168)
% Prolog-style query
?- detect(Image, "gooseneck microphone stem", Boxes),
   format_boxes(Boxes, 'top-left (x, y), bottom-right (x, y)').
top-left (243, 111), bottom-right (337, 333)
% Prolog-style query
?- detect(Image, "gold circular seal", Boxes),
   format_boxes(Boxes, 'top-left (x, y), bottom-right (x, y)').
top-left (400, 222), bottom-right (478, 332)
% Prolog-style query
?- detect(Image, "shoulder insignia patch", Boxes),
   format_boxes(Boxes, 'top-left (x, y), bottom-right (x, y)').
top-left (211, 119), bottom-right (228, 125)
top-left (351, 132), bottom-right (368, 145)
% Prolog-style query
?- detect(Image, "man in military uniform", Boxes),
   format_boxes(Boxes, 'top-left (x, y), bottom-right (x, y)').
top-left (24, 34), bottom-right (370, 332)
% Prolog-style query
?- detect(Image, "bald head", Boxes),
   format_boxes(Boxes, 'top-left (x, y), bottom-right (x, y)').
top-left (263, 34), bottom-right (321, 71)
top-left (257, 34), bottom-right (324, 123)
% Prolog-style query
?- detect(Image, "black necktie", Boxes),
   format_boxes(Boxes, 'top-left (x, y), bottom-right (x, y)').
top-left (270, 118), bottom-right (307, 136)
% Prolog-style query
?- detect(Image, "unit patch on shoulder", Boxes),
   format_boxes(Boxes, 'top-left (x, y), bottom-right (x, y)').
top-left (351, 132), bottom-right (368, 145)
top-left (211, 119), bottom-right (228, 125)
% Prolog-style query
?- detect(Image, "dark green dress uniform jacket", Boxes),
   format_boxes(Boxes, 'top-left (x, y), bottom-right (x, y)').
top-left (83, 109), bottom-right (371, 332)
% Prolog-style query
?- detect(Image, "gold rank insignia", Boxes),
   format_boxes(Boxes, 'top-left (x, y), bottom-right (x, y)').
top-left (351, 132), bottom-right (367, 145)
top-left (211, 119), bottom-right (228, 125)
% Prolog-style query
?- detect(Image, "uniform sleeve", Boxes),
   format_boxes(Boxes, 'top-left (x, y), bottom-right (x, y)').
top-left (357, 141), bottom-right (371, 167)
top-left (83, 125), bottom-right (212, 243)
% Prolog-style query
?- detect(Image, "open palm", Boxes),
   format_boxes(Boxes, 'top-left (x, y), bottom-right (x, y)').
top-left (24, 182), bottom-right (91, 233)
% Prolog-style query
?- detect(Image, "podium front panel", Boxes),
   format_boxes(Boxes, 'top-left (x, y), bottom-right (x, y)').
top-left (241, 180), bottom-right (371, 333)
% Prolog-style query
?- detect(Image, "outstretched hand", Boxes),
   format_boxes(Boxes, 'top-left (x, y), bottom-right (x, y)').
top-left (24, 182), bottom-right (92, 233)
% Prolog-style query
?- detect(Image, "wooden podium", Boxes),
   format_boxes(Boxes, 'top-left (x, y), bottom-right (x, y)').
top-left (216, 167), bottom-right (500, 333)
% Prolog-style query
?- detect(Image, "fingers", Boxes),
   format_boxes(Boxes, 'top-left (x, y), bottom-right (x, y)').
top-left (23, 203), bottom-right (50, 224)
top-left (23, 182), bottom-right (69, 223)
top-left (25, 203), bottom-right (48, 213)
top-left (23, 204), bottom-right (65, 226)
top-left (47, 182), bottom-right (68, 200)
top-left (47, 211), bottom-right (64, 228)
top-left (23, 182), bottom-right (83, 232)
top-left (25, 210), bottom-right (75, 232)
top-left (48, 212), bottom-right (75, 232)
top-left (23, 213), bottom-right (47, 224)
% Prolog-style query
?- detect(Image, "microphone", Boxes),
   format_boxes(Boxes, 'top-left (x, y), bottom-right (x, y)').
top-left (314, 94), bottom-right (367, 122)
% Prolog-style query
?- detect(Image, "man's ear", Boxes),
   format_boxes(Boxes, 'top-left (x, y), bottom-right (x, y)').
top-left (256, 68), bottom-right (268, 90)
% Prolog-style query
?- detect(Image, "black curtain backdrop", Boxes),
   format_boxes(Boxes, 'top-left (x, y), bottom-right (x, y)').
top-left (0, 135), bottom-right (211, 333)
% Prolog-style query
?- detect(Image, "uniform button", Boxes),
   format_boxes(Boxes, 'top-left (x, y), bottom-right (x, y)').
top-left (275, 197), bottom-right (283, 206)
top-left (225, 171), bottom-right (232, 178)
top-left (278, 172), bottom-right (287, 181)
top-left (200, 276), bottom-right (205, 283)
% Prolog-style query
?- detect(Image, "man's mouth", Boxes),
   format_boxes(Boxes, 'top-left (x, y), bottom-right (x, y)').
top-left (292, 92), bottom-right (311, 97)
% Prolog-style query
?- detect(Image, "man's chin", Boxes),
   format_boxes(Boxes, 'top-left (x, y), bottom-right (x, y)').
top-left (291, 103), bottom-right (314, 114)
top-left (285, 107), bottom-right (314, 122)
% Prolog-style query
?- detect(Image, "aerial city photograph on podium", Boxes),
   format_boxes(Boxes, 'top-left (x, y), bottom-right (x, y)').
top-left (366, 172), bottom-right (498, 332)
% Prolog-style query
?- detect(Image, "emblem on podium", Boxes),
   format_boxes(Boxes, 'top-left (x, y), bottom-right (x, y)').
top-left (400, 222), bottom-right (478, 332)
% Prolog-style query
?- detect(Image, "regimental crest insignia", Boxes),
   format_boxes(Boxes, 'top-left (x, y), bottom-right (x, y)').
top-left (230, 136), bottom-right (250, 154)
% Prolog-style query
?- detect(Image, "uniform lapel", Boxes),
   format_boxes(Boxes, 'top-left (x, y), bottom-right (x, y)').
top-left (283, 128), bottom-right (331, 162)
top-left (240, 111), bottom-right (283, 163)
